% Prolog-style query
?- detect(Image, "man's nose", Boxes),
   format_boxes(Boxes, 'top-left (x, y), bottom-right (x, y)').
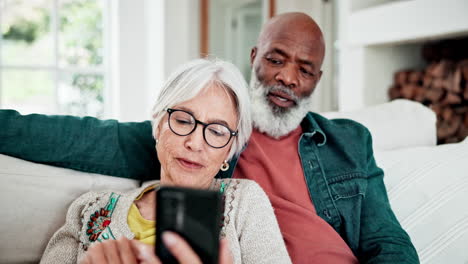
top-left (184, 125), bottom-right (205, 151)
top-left (275, 64), bottom-right (298, 89)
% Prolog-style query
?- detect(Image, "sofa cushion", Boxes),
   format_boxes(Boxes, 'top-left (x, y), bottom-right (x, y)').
top-left (322, 99), bottom-right (437, 151)
top-left (375, 138), bottom-right (468, 263)
top-left (0, 154), bottom-right (139, 264)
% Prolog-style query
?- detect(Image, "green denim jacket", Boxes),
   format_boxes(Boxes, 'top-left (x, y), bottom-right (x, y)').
top-left (0, 109), bottom-right (418, 263)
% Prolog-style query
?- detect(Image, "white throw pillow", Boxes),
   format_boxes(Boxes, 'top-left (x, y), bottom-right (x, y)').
top-left (322, 99), bottom-right (437, 151)
top-left (375, 138), bottom-right (468, 264)
top-left (0, 154), bottom-right (139, 264)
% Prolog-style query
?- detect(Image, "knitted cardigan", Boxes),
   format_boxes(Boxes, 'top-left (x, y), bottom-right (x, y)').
top-left (40, 179), bottom-right (291, 264)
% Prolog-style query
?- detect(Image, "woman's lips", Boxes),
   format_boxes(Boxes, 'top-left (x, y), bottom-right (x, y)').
top-left (176, 158), bottom-right (203, 170)
top-left (267, 91), bottom-right (296, 108)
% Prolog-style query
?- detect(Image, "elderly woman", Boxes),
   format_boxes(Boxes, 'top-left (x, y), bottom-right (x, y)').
top-left (40, 58), bottom-right (291, 264)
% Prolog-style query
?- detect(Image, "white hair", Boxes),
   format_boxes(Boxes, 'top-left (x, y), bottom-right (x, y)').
top-left (151, 58), bottom-right (252, 161)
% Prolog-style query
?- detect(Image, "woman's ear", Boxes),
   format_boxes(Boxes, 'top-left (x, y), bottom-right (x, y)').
top-left (154, 123), bottom-right (162, 145)
top-left (224, 144), bottom-right (234, 161)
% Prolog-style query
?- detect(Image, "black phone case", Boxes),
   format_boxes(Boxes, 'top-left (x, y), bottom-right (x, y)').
top-left (155, 186), bottom-right (222, 264)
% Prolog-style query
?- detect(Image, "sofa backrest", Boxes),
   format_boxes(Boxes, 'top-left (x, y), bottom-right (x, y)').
top-left (322, 99), bottom-right (437, 151)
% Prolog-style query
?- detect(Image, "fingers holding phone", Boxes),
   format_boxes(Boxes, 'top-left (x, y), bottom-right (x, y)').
top-left (219, 238), bottom-right (234, 264)
top-left (153, 232), bottom-right (233, 264)
top-left (79, 235), bottom-right (232, 264)
top-left (158, 232), bottom-right (202, 264)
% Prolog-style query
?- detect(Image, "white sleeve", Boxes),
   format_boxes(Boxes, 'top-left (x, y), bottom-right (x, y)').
top-left (235, 181), bottom-right (292, 264)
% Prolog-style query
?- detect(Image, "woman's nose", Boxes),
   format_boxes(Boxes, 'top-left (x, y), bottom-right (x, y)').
top-left (184, 125), bottom-right (205, 151)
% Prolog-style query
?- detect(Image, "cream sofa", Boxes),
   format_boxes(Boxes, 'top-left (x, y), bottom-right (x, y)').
top-left (1, 99), bottom-right (467, 263)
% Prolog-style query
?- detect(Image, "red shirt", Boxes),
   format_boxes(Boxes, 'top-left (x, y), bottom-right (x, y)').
top-left (234, 127), bottom-right (358, 263)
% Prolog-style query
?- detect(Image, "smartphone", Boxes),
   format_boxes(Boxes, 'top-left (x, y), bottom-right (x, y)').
top-left (155, 186), bottom-right (222, 264)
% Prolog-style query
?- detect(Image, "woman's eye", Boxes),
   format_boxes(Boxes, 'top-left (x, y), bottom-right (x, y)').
top-left (208, 127), bottom-right (227, 137)
top-left (176, 119), bottom-right (193, 125)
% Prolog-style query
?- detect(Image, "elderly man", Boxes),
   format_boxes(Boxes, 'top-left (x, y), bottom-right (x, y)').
top-left (1, 12), bottom-right (418, 263)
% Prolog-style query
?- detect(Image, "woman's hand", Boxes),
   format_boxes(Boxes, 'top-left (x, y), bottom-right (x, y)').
top-left (79, 236), bottom-right (138, 264)
top-left (79, 231), bottom-right (233, 264)
top-left (218, 237), bottom-right (234, 264)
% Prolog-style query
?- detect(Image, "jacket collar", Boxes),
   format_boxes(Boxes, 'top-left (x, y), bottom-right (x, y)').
top-left (301, 112), bottom-right (327, 146)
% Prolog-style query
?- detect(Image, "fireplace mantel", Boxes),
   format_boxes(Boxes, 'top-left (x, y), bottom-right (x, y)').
top-left (336, 0), bottom-right (468, 111)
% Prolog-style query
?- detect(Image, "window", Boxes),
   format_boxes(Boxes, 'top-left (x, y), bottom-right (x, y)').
top-left (0, 0), bottom-right (109, 117)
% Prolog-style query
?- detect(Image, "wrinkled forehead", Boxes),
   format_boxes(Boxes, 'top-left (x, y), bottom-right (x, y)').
top-left (260, 29), bottom-right (325, 66)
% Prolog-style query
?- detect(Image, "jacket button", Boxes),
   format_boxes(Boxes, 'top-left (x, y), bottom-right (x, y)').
top-left (323, 209), bottom-right (331, 219)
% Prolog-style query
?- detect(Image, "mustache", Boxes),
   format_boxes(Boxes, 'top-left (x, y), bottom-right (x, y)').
top-left (263, 84), bottom-right (301, 103)
top-left (250, 70), bottom-right (309, 104)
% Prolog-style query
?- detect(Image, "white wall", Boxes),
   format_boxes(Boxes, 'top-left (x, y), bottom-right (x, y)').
top-left (164, 0), bottom-right (200, 77)
top-left (111, 0), bottom-right (200, 122)
top-left (110, 0), bottom-right (148, 122)
top-left (145, 0), bottom-right (165, 121)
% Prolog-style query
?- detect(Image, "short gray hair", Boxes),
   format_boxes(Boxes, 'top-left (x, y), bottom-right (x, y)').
top-left (151, 58), bottom-right (252, 160)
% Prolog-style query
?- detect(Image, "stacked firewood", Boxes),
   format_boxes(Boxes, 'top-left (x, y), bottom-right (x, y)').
top-left (389, 38), bottom-right (468, 144)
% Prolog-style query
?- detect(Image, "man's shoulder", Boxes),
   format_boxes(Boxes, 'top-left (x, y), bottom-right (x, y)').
top-left (306, 112), bottom-right (371, 140)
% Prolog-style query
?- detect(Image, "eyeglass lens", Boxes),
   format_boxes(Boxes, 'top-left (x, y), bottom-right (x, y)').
top-left (169, 110), bottom-right (232, 148)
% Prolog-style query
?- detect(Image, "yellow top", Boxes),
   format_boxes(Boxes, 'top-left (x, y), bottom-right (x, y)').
top-left (127, 185), bottom-right (156, 245)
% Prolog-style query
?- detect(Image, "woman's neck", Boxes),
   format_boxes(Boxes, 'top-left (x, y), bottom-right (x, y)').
top-left (134, 189), bottom-right (156, 221)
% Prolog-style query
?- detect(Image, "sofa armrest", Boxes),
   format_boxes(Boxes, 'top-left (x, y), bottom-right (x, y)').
top-left (374, 138), bottom-right (468, 263)
top-left (0, 154), bottom-right (139, 263)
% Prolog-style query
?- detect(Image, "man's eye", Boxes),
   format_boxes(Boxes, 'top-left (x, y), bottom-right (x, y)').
top-left (267, 58), bottom-right (282, 65)
top-left (300, 68), bottom-right (315, 77)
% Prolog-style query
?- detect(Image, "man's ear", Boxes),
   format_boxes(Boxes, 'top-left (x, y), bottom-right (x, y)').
top-left (250, 47), bottom-right (257, 66)
top-left (317, 70), bottom-right (323, 82)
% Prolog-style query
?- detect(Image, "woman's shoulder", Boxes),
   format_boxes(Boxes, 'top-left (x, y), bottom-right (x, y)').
top-left (215, 178), bottom-right (259, 189)
top-left (72, 187), bottom-right (137, 206)
top-left (74, 180), bottom-right (159, 205)
top-left (68, 185), bottom-right (153, 247)
top-left (214, 179), bottom-right (270, 211)
top-left (66, 187), bottom-right (136, 229)
top-left (215, 178), bottom-right (265, 196)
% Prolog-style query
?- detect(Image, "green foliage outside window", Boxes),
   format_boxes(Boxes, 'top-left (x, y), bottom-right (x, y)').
top-left (1, 0), bottom-right (105, 117)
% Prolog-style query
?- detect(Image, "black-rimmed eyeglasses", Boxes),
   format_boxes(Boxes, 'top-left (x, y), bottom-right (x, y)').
top-left (166, 108), bottom-right (237, 149)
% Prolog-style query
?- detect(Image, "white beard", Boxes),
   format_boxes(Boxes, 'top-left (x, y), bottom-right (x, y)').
top-left (249, 70), bottom-right (313, 139)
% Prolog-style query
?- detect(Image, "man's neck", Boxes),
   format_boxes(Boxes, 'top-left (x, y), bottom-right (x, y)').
top-left (253, 125), bottom-right (302, 140)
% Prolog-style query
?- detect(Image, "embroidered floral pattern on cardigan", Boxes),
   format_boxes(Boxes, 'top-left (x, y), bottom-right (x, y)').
top-left (214, 179), bottom-right (240, 238)
top-left (85, 193), bottom-right (120, 242)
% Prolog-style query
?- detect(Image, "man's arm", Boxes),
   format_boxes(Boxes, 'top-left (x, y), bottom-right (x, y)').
top-left (0, 110), bottom-right (159, 181)
top-left (357, 131), bottom-right (419, 263)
